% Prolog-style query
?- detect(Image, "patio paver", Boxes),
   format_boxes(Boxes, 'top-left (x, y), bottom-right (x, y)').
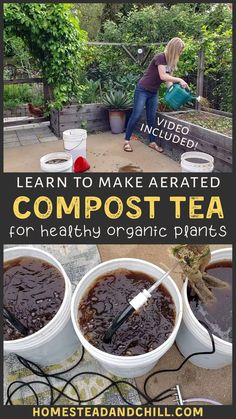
top-left (4, 141), bottom-right (21, 148)
top-left (4, 135), bottom-right (19, 143)
top-left (4, 125), bottom-right (59, 148)
top-left (19, 137), bottom-right (39, 146)
top-left (39, 136), bottom-right (60, 143)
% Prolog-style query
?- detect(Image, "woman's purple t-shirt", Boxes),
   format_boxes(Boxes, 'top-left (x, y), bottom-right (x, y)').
top-left (139, 53), bottom-right (167, 92)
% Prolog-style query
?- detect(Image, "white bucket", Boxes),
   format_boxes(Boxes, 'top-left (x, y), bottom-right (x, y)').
top-left (63, 129), bottom-right (87, 161)
top-left (176, 247), bottom-right (232, 369)
top-left (71, 258), bottom-right (183, 378)
top-left (4, 247), bottom-right (79, 365)
top-left (40, 152), bottom-right (73, 173)
top-left (181, 151), bottom-right (214, 173)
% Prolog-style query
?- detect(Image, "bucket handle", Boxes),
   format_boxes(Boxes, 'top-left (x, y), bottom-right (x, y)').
top-left (64, 137), bottom-right (85, 151)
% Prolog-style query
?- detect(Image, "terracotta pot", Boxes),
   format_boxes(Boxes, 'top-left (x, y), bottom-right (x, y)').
top-left (109, 110), bottom-right (126, 134)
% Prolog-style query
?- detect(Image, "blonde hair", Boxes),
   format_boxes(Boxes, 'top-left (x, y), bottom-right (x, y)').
top-left (164, 37), bottom-right (185, 72)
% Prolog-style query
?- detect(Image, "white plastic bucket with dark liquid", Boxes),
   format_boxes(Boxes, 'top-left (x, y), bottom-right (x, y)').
top-left (40, 152), bottom-right (73, 172)
top-left (71, 258), bottom-right (183, 378)
top-left (181, 151), bottom-right (214, 173)
top-left (4, 247), bottom-right (79, 365)
top-left (176, 248), bottom-right (232, 369)
top-left (63, 129), bottom-right (87, 161)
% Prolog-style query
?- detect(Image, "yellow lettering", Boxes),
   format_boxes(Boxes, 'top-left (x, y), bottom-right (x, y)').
top-left (193, 407), bottom-right (203, 416)
top-left (175, 407), bottom-right (183, 417)
top-left (57, 197), bottom-right (80, 218)
top-left (34, 196), bottom-right (52, 219)
top-left (170, 196), bottom-right (186, 219)
top-left (135, 407), bottom-right (143, 417)
top-left (13, 196), bottom-right (30, 219)
top-left (126, 196), bottom-right (142, 219)
top-left (104, 196), bottom-right (123, 219)
top-left (206, 196), bottom-right (224, 218)
top-left (32, 407), bottom-right (41, 417)
top-left (189, 196), bottom-right (204, 219)
top-left (144, 196), bottom-right (160, 219)
top-left (85, 196), bottom-right (102, 219)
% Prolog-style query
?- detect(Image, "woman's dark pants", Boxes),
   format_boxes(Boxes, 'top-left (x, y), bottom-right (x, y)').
top-left (125, 83), bottom-right (160, 145)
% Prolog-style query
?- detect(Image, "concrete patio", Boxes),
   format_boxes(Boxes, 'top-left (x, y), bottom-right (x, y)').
top-left (4, 125), bottom-right (180, 173)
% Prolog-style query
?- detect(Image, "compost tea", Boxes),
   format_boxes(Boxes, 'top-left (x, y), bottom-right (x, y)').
top-left (185, 158), bottom-right (210, 164)
top-left (79, 269), bottom-right (175, 356)
top-left (4, 257), bottom-right (65, 340)
top-left (47, 159), bottom-right (68, 164)
top-left (188, 260), bottom-right (232, 342)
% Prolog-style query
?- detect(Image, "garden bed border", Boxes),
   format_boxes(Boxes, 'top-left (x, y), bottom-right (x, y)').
top-left (50, 103), bottom-right (109, 138)
top-left (137, 110), bottom-right (232, 172)
top-left (49, 103), bottom-right (232, 172)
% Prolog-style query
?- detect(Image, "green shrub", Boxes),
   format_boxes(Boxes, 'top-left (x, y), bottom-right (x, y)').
top-left (75, 79), bottom-right (102, 104)
top-left (96, 4), bottom-right (232, 112)
top-left (4, 3), bottom-right (232, 112)
top-left (103, 90), bottom-right (133, 110)
top-left (4, 84), bottom-right (44, 109)
top-left (4, 3), bottom-right (87, 109)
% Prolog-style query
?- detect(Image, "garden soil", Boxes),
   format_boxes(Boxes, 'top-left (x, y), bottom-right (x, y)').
top-left (175, 111), bottom-right (232, 137)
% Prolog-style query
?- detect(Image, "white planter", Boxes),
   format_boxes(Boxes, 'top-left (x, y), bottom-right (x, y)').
top-left (71, 258), bottom-right (183, 378)
top-left (176, 248), bottom-right (232, 369)
top-left (4, 247), bottom-right (79, 365)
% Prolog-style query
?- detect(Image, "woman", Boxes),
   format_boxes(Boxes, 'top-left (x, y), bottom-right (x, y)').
top-left (124, 37), bottom-right (189, 152)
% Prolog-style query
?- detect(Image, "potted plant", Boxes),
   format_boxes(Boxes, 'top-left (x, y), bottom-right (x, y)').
top-left (103, 90), bottom-right (132, 134)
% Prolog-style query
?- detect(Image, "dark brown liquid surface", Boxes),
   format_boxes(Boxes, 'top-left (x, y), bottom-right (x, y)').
top-left (4, 256), bottom-right (65, 340)
top-left (47, 159), bottom-right (68, 164)
top-left (118, 164), bottom-right (143, 173)
top-left (186, 158), bottom-right (209, 164)
top-left (79, 269), bottom-right (175, 356)
top-left (188, 260), bottom-right (232, 342)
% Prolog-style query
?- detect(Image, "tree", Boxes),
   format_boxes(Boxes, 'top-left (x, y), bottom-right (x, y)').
top-left (97, 3), bottom-right (232, 111)
top-left (73, 3), bottom-right (104, 40)
top-left (4, 3), bottom-right (87, 109)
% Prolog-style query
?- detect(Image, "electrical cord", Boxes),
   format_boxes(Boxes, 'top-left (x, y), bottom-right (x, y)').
top-left (5, 321), bottom-right (218, 406)
top-left (5, 352), bottom-right (175, 406)
top-left (16, 347), bottom-right (85, 405)
top-left (144, 320), bottom-right (215, 397)
top-left (183, 398), bottom-right (222, 405)
top-left (6, 348), bottom-right (85, 406)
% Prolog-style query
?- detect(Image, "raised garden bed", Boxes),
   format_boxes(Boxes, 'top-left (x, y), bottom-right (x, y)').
top-left (172, 110), bottom-right (232, 137)
top-left (50, 103), bottom-right (232, 172)
top-left (137, 110), bottom-right (232, 172)
top-left (50, 103), bottom-right (109, 138)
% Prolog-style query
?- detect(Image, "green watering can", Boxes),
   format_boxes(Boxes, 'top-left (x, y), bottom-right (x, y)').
top-left (164, 83), bottom-right (200, 110)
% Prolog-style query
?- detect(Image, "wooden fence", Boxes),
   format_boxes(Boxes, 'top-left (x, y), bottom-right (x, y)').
top-left (3, 77), bottom-right (50, 127)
